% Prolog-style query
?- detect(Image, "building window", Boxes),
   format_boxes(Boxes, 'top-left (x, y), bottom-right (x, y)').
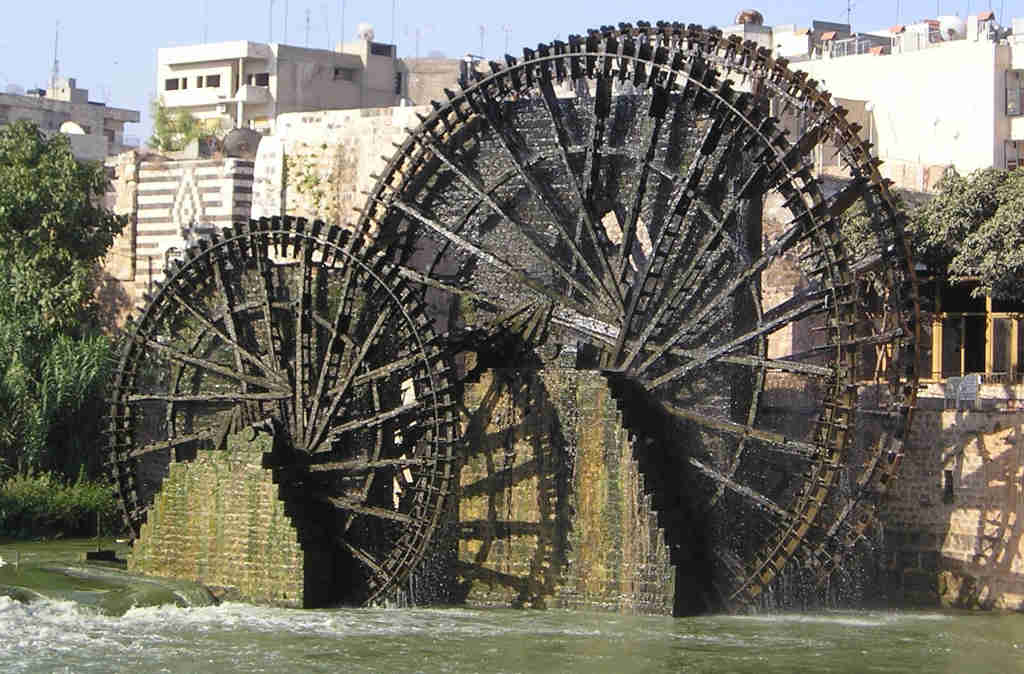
top-left (333, 66), bottom-right (357, 82)
top-left (181, 77), bottom-right (188, 89)
top-left (206, 74), bottom-right (220, 88)
top-left (197, 75), bottom-right (204, 87)
top-left (370, 42), bottom-right (395, 57)
top-left (393, 72), bottom-right (403, 95)
top-left (1007, 70), bottom-right (1023, 116)
top-left (165, 78), bottom-right (179, 91)
top-left (246, 72), bottom-right (270, 87)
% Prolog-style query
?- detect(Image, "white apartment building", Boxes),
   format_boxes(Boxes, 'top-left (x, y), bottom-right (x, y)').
top-left (784, 11), bottom-right (1015, 193)
top-left (0, 77), bottom-right (139, 161)
top-left (156, 37), bottom-right (404, 134)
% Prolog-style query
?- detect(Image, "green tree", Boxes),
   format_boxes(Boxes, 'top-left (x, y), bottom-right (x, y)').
top-left (0, 120), bottom-right (123, 476)
top-left (908, 167), bottom-right (1024, 301)
top-left (149, 97), bottom-right (203, 152)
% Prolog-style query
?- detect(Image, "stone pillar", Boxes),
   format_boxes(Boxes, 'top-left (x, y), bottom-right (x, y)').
top-left (451, 369), bottom-right (676, 614)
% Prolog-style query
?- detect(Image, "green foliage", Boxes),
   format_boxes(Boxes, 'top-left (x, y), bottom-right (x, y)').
top-left (149, 97), bottom-right (203, 152)
top-left (906, 167), bottom-right (1024, 300)
top-left (0, 471), bottom-right (119, 539)
top-left (0, 330), bottom-right (113, 475)
top-left (0, 121), bottom-right (122, 478)
top-left (0, 121), bottom-right (124, 333)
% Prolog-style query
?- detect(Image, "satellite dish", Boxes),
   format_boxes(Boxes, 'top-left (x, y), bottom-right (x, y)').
top-left (223, 128), bottom-right (263, 159)
top-left (938, 15), bottom-right (966, 40)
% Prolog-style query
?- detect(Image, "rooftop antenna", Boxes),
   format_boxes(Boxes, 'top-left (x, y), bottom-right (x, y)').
top-left (305, 8), bottom-right (311, 47)
top-left (339, 0), bottom-right (345, 45)
top-left (847, 0), bottom-right (853, 27)
top-left (50, 20), bottom-right (59, 93)
top-left (269, 0), bottom-right (275, 42)
top-left (392, 0), bottom-right (397, 45)
top-left (284, 0), bottom-right (289, 44)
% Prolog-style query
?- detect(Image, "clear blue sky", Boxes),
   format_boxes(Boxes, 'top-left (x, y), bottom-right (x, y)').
top-left (0, 1), bottom-right (1016, 142)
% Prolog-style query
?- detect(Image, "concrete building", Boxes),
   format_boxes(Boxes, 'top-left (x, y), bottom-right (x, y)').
top-left (0, 77), bottom-right (139, 161)
top-left (785, 12), bottom-right (1010, 191)
top-left (156, 37), bottom-right (404, 134)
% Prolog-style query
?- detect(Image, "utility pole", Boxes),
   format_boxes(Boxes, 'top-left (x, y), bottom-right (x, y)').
top-left (339, 0), bottom-right (345, 44)
top-left (392, 0), bottom-right (397, 45)
top-left (305, 8), bottom-right (311, 47)
top-left (503, 24), bottom-right (511, 55)
top-left (479, 25), bottom-right (485, 56)
top-left (285, 0), bottom-right (289, 43)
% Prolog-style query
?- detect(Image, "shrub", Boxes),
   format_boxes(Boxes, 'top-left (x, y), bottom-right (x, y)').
top-left (0, 470), bottom-right (120, 539)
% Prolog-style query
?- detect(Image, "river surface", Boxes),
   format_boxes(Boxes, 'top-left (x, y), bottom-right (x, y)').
top-left (3, 600), bottom-right (1024, 673)
top-left (2, 543), bottom-right (1023, 673)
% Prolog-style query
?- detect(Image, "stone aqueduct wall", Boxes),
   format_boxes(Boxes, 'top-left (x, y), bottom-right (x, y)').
top-left (454, 369), bottom-right (674, 614)
top-left (129, 433), bottom-right (308, 607)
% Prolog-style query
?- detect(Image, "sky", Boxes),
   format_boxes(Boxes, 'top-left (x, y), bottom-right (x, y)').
top-left (0, 1), bottom-right (1019, 142)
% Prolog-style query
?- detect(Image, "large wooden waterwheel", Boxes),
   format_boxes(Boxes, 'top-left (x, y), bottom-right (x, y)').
top-left (107, 218), bottom-right (458, 604)
top-left (360, 22), bottom-right (919, 611)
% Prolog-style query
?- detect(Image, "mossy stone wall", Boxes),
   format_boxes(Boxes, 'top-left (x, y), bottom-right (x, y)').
top-left (128, 432), bottom-right (306, 607)
top-left (455, 369), bottom-right (675, 614)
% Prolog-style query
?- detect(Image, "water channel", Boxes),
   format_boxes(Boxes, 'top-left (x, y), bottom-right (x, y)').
top-left (2, 542), bottom-right (1023, 673)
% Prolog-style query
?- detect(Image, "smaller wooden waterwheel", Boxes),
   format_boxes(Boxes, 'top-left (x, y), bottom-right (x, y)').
top-left (107, 216), bottom-right (458, 604)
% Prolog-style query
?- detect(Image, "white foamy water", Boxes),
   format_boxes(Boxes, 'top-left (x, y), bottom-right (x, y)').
top-left (2, 598), bottom-right (1022, 673)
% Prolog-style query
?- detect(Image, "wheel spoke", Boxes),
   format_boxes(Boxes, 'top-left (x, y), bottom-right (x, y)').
top-left (412, 125), bottom-right (620, 316)
top-left (135, 334), bottom-right (287, 392)
top-left (537, 78), bottom-right (624, 311)
top-left (688, 456), bottom-right (794, 520)
top-left (324, 494), bottom-right (415, 524)
top-left (665, 403), bottom-right (820, 460)
top-left (306, 258), bottom-right (359, 443)
top-left (128, 432), bottom-right (210, 459)
top-left (163, 281), bottom-right (280, 384)
top-left (643, 294), bottom-right (829, 389)
top-left (308, 302), bottom-right (395, 451)
top-left (126, 392), bottom-right (291, 403)
top-left (339, 538), bottom-right (390, 580)
top-left (326, 399), bottom-right (423, 439)
top-left (384, 196), bottom-right (602, 318)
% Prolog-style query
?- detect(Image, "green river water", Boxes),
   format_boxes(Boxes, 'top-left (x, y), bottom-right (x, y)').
top-left (2, 540), bottom-right (1023, 673)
